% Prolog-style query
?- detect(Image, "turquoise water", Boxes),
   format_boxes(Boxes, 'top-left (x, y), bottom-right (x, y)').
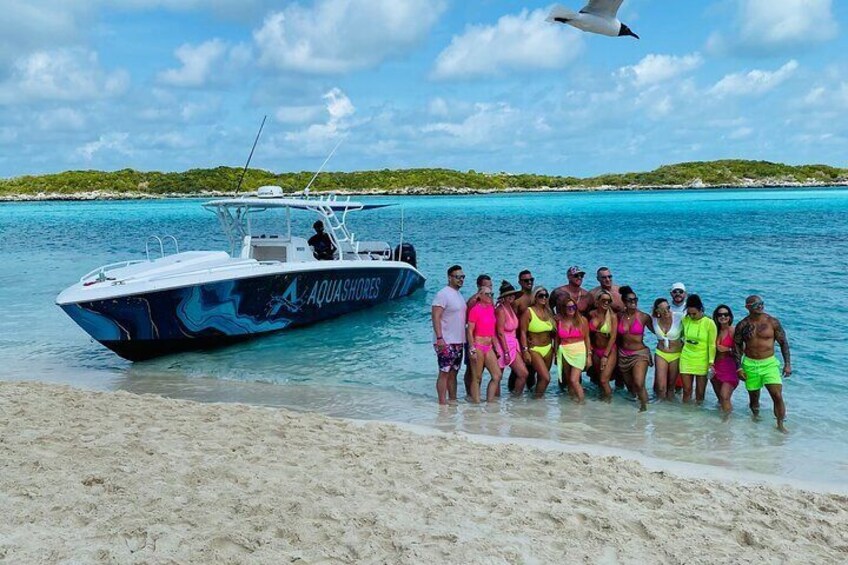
top-left (1, 189), bottom-right (847, 487)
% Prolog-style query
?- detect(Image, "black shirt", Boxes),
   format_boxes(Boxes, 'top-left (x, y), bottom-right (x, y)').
top-left (308, 232), bottom-right (336, 260)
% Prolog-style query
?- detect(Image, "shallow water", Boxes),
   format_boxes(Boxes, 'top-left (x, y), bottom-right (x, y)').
top-left (1, 189), bottom-right (847, 487)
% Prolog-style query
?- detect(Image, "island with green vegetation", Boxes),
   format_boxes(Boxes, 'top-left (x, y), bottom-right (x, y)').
top-left (1, 160), bottom-right (846, 200)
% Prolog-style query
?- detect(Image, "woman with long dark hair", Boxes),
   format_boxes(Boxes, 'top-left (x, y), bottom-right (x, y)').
top-left (650, 298), bottom-right (683, 400)
top-left (616, 286), bottom-right (652, 411)
top-left (711, 304), bottom-right (739, 415)
top-left (680, 294), bottom-right (717, 404)
top-left (495, 281), bottom-right (530, 394)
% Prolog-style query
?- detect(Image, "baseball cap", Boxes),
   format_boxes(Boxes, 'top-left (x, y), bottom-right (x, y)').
top-left (567, 266), bottom-right (586, 276)
top-left (671, 282), bottom-right (686, 292)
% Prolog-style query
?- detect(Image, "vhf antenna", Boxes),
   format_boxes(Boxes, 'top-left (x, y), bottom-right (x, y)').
top-left (235, 115), bottom-right (267, 196)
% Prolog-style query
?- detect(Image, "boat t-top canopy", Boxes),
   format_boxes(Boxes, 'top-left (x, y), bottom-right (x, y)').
top-left (203, 186), bottom-right (396, 257)
top-left (203, 197), bottom-right (392, 212)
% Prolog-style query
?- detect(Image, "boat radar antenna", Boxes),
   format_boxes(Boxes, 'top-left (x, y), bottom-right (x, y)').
top-left (234, 115), bottom-right (267, 196)
top-left (302, 138), bottom-right (343, 196)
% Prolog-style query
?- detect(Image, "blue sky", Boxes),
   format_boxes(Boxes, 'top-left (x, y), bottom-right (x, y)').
top-left (1, 0), bottom-right (846, 177)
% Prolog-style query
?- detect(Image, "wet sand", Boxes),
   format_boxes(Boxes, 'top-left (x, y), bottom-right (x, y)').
top-left (1, 381), bottom-right (846, 563)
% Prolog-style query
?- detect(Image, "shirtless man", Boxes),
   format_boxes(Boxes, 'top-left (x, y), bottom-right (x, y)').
top-left (733, 295), bottom-right (792, 432)
top-left (513, 270), bottom-right (535, 318)
top-left (551, 266), bottom-right (592, 314)
top-left (509, 270), bottom-right (536, 391)
top-left (588, 267), bottom-right (624, 314)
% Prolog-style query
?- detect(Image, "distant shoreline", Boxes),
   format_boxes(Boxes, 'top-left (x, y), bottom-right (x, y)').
top-left (3, 180), bottom-right (848, 202)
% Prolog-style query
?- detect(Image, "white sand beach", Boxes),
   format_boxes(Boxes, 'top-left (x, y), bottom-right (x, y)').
top-left (1, 381), bottom-right (846, 564)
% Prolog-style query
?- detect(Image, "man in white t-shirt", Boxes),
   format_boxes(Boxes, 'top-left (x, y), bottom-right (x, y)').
top-left (432, 265), bottom-right (467, 405)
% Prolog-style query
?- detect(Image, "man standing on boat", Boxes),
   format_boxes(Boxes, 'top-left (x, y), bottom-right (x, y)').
top-left (734, 295), bottom-right (792, 432)
top-left (432, 265), bottom-right (467, 405)
top-left (308, 220), bottom-right (336, 260)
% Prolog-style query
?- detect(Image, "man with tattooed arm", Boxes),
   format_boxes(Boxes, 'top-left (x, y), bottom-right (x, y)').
top-left (733, 295), bottom-right (792, 432)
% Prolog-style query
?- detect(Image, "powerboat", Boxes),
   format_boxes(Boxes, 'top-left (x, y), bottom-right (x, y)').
top-left (56, 186), bottom-right (425, 361)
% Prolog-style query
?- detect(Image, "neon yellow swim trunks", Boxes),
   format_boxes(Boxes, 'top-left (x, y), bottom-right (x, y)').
top-left (742, 356), bottom-right (782, 391)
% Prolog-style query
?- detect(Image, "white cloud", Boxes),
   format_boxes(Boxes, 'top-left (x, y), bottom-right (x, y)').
top-left (0, 48), bottom-right (128, 105)
top-left (738, 0), bottom-right (838, 50)
top-left (254, 0), bottom-right (445, 74)
top-left (428, 97), bottom-right (449, 117)
top-left (76, 132), bottom-right (132, 161)
top-left (710, 60), bottom-right (799, 98)
top-left (618, 53), bottom-right (703, 87)
top-left (431, 9), bottom-right (583, 80)
top-left (710, 0), bottom-right (838, 55)
top-left (422, 103), bottom-right (520, 146)
top-left (0, 2), bottom-right (89, 68)
top-left (158, 40), bottom-right (250, 88)
top-left (284, 88), bottom-right (356, 150)
top-left (799, 82), bottom-right (848, 110)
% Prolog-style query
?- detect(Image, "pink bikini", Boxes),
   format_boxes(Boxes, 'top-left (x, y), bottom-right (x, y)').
top-left (557, 320), bottom-right (583, 340)
top-left (468, 303), bottom-right (497, 356)
top-left (617, 315), bottom-right (645, 356)
top-left (495, 305), bottom-right (520, 368)
top-left (712, 331), bottom-right (739, 387)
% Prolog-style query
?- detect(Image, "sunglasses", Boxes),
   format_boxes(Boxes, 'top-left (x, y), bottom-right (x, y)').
top-left (481, 292), bottom-right (493, 297)
top-left (625, 297), bottom-right (638, 303)
top-left (565, 305), bottom-right (578, 310)
top-left (536, 293), bottom-right (549, 299)
top-left (599, 275), bottom-right (613, 280)
top-left (570, 273), bottom-right (585, 279)
top-left (671, 289), bottom-right (685, 294)
top-left (520, 278), bottom-right (535, 283)
top-left (451, 274), bottom-right (466, 280)
top-left (747, 301), bottom-right (764, 308)
top-left (717, 312), bottom-right (730, 318)
top-left (599, 299), bottom-right (612, 304)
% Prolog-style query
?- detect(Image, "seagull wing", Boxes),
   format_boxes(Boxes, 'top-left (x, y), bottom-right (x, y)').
top-left (579, 0), bottom-right (624, 18)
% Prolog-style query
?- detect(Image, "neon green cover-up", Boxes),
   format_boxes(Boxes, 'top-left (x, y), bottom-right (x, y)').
top-left (679, 316), bottom-right (717, 376)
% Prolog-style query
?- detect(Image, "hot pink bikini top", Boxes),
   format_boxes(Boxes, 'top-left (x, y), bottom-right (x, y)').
top-left (719, 331), bottom-right (733, 347)
top-left (618, 315), bottom-right (645, 336)
top-left (557, 320), bottom-right (583, 340)
top-left (468, 303), bottom-right (496, 338)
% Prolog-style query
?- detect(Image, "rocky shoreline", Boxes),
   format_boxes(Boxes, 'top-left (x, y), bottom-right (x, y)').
top-left (2, 178), bottom-right (847, 202)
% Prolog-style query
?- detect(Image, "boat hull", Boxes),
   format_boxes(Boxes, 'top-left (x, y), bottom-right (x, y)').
top-left (60, 265), bottom-right (424, 361)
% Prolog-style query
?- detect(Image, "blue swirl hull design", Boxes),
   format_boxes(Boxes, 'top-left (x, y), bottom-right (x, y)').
top-left (60, 266), bottom-right (425, 361)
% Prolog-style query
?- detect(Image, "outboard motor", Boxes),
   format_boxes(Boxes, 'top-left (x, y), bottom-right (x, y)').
top-left (393, 243), bottom-right (417, 268)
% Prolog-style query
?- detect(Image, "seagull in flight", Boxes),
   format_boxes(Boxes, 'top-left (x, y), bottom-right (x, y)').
top-left (547, 1), bottom-right (639, 39)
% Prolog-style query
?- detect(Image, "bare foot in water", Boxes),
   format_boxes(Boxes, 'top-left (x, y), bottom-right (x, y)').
top-left (777, 420), bottom-right (788, 433)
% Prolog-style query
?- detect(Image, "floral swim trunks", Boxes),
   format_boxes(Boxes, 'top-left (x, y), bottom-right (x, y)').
top-left (435, 343), bottom-right (464, 372)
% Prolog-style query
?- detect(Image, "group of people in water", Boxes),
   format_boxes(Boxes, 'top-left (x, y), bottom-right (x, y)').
top-left (431, 265), bottom-right (792, 431)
